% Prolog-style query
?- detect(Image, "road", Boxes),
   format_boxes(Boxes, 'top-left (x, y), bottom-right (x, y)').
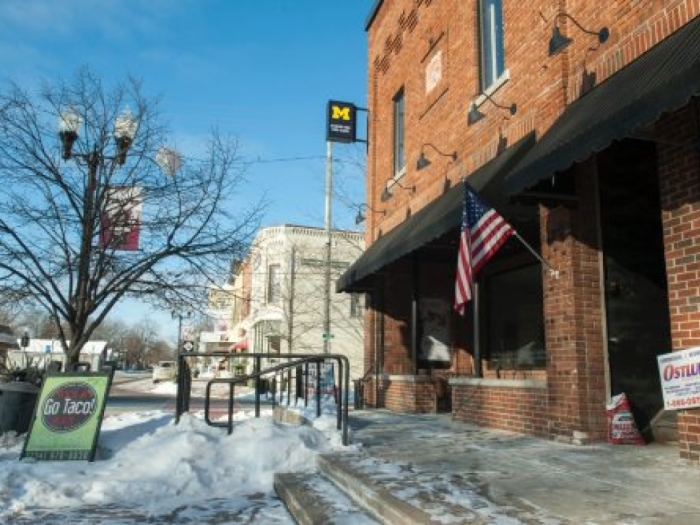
top-left (106, 372), bottom-right (173, 414)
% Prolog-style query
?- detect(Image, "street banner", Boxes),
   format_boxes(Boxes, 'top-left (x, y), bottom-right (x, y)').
top-left (21, 372), bottom-right (112, 461)
top-left (657, 346), bottom-right (700, 410)
top-left (99, 186), bottom-right (142, 251)
top-left (326, 100), bottom-right (357, 143)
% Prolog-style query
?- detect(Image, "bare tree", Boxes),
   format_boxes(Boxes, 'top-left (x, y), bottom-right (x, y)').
top-left (0, 67), bottom-right (264, 365)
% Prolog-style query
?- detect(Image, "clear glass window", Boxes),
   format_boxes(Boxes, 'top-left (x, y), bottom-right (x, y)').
top-left (350, 293), bottom-right (363, 318)
top-left (267, 264), bottom-right (281, 303)
top-left (479, 0), bottom-right (506, 91)
top-left (484, 264), bottom-right (545, 369)
top-left (393, 89), bottom-right (406, 176)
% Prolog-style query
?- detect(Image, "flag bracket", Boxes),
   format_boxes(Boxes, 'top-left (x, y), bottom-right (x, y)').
top-left (513, 232), bottom-right (560, 279)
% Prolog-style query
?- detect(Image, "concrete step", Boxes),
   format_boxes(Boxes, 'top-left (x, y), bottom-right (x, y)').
top-left (316, 454), bottom-right (488, 524)
top-left (274, 471), bottom-right (379, 525)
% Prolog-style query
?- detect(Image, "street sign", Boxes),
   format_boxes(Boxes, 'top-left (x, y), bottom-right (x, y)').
top-left (322, 333), bottom-right (334, 340)
top-left (182, 341), bottom-right (194, 352)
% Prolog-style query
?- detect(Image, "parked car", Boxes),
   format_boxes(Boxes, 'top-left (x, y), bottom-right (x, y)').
top-left (152, 360), bottom-right (177, 384)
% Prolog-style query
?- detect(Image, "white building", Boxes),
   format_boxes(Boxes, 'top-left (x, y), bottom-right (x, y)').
top-left (7, 339), bottom-right (107, 372)
top-left (235, 224), bottom-right (365, 380)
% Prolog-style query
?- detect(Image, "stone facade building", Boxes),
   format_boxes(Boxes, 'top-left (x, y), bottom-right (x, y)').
top-left (339, 0), bottom-right (700, 462)
top-left (236, 224), bottom-right (365, 380)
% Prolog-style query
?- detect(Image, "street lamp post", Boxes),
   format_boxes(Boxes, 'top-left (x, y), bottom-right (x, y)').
top-left (58, 108), bottom-right (138, 361)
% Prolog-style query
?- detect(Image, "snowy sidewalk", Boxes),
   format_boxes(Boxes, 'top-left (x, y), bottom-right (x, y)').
top-left (334, 409), bottom-right (700, 524)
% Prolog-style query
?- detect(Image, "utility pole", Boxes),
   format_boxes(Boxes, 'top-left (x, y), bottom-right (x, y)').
top-left (323, 140), bottom-right (333, 354)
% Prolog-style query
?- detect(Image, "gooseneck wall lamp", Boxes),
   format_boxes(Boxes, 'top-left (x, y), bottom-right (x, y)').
top-left (467, 92), bottom-right (517, 126)
top-left (381, 179), bottom-right (415, 202)
top-left (355, 203), bottom-right (386, 224)
top-left (416, 143), bottom-right (458, 171)
top-left (548, 12), bottom-right (609, 56)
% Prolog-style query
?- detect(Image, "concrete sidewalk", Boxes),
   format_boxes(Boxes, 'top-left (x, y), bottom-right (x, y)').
top-left (342, 409), bottom-right (700, 524)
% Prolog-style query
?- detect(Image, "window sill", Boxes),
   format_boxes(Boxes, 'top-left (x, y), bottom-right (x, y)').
top-left (449, 377), bottom-right (546, 389)
top-left (392, 166), bottom-right (407, 182)
top-left (473, 69), bottom-right (510, 108)
top-left (385, 167), bottom-right (407, 191)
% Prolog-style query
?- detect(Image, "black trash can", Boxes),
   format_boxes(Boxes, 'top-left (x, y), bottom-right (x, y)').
top-left (0, 381), bottom-right (40, 435)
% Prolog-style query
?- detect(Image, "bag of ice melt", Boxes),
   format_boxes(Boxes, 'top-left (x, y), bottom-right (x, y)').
top-left (606, 393), bottom-right (645, 445)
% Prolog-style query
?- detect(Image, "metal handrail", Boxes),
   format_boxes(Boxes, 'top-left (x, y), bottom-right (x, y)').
top-left (175, 352), bottom-right (350, 446)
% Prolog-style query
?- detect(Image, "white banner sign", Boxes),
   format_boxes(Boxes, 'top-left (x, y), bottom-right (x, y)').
top-left (657, 346), bottom-right (700, 410)
top-left (307, 362), bottom-right (335, 396)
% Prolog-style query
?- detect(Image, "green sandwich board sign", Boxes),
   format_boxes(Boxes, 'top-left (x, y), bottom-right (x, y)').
top-left (21, 372), bottom-right (112, 462)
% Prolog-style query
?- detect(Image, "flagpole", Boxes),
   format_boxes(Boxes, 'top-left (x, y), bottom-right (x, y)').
top-left (473, 282), bottom-right (482, 378)
top-left (461, 179), bottom-right (559, 279)
top-left (512, 231), bottom-right (559, 279)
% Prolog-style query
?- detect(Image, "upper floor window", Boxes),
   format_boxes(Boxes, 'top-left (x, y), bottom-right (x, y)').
top-left (479, 0), bottom-right (506, 92)
top-left (350, 293), bottom-right (363, 318)
top-left (267, 264), bottom-right (281, 303)
top-left (393, 89), bottom-right (406, 176)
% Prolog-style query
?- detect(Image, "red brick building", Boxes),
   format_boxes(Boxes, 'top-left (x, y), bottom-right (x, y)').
top-left (338, 0), bottom-right (700, 462)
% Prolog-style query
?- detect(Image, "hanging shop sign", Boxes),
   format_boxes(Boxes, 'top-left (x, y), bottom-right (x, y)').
top-left (326, 100), bottom-right (357, 143)
top-left (21, 372), bottom-right (112, 462)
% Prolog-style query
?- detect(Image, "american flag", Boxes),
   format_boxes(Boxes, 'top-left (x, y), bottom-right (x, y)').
top-left (454, 183), bottom-right (514, 315)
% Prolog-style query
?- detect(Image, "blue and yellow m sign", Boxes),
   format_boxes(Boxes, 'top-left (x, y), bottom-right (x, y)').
top-left (327, 100), bottom-right (357, 143)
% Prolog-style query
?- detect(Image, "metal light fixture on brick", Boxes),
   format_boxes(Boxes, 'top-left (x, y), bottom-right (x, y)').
top-left (381, 179), bottom-right (415, 202)
top-left (416, 143), bottom-right (457, 171)
top-left (467, 92), bottom-right (517, 126)
top-left (549, 12), bottom-right (609, 56)
top-left (355, 203), bottom-right (385, 224)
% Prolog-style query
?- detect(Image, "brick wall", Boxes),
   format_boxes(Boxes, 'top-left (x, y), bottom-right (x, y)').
top-left (657, 104), bottom-right (700, 462)
top-left (365, 0), bottom-right (700, 453)
top-left (537, 161), bottom-right (608, 442)
top-left (451, 379), bottom-right (550, 438)
top-left (366, 374), bottom-right (439, 413)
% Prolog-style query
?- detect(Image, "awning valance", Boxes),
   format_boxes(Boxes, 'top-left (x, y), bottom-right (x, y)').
top-left (505, 14), bottom-right (700, 195)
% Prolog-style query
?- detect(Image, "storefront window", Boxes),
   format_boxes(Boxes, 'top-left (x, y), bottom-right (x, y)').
top-left (483, 263), bottom-right (545, 368)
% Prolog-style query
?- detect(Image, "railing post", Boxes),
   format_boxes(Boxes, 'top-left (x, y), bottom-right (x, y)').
top-left (316, 360), bottom-right (321, 418)
top-left (255, 355), bottom-right (261, 418)
top-left (286, 366), bottom-right (292, 406)
top-left (227, 381), bottom-right (235, 435)
top-left (335, 357), bottom-right (342, 431)
top-left (343, 355), bottom-right (349, 446)
top-left (175, 353), bottom-right (183, 423)
top-left (304, 362), bottom-right (309, 407)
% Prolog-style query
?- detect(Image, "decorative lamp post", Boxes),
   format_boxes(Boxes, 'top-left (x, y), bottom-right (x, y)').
top-left (57, 107), bottom-right (139, 365)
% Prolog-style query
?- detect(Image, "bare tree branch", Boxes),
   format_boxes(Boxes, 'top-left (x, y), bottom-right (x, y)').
top-left (0, 67), bottom-right (265, 364)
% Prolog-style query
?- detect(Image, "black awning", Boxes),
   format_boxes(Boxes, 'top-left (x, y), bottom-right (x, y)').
top-left (337, 133), bottom-right (535, 292)
top-left (506, 14), bottom-right (700, 195)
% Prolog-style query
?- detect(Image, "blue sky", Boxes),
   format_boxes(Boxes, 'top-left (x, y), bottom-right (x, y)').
top-left (0, 0), bottom-right (373, 341)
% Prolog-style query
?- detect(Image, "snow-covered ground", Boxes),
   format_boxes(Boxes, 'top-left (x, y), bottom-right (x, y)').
top-left (0, 372), bottom-right (354, 524)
